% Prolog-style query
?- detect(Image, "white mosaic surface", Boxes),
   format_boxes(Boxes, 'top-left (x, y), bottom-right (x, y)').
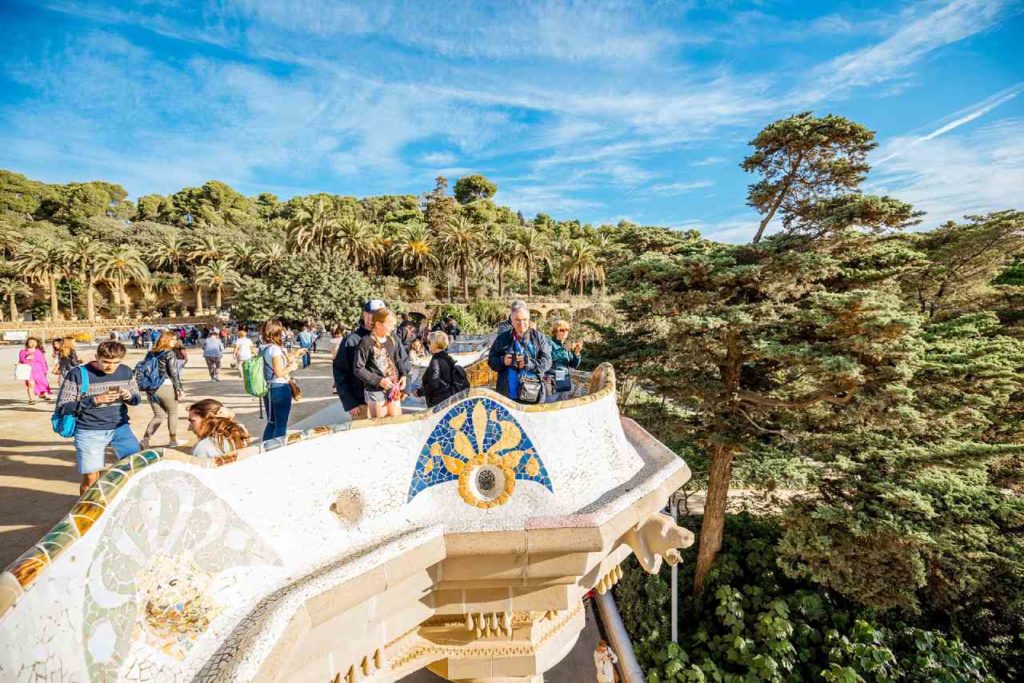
top-left (0, 389), bottom-right (680, 682)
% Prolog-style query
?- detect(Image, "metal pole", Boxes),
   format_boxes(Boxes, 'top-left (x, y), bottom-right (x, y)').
top-left (671, 563), bottom-right (678, 643)
top-left (594, 591), bottom-right (646, 683)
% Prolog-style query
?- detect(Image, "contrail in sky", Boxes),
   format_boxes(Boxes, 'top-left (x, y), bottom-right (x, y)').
top-left (875, 80), bottom-right (1024, 165)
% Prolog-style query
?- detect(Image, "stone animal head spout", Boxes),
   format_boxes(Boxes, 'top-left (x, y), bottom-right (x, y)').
top-left (623, 512), bottom-right (695, 574)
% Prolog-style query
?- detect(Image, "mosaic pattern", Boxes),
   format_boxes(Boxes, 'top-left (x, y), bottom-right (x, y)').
top-left (82, 470), bottom-right (281, 681)
top-left (407, 398), bottom-right (553, 508)
top-left (0, 364), bottom-right (616, 620)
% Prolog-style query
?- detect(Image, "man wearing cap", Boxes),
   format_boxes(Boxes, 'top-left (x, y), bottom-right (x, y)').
top-left (333, 300), bottom-right (382, 419)
top-left (333, 299), bottom-right (410, 419)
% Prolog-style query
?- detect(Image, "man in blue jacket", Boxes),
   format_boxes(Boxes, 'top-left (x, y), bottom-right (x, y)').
top-left (487, 302), bottom-right (551, 403)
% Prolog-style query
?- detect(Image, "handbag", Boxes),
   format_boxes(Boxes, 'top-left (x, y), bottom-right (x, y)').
top-left (515, 332), bottom-right (543, 405)
top-left (51, 366), bottom-right (89, 438)
top-left (15, 363), bottom-right (32, 381)
top-left (551, 366), bottom-right (572, 393)
top-left (288, 378), bottom-right (302, 402)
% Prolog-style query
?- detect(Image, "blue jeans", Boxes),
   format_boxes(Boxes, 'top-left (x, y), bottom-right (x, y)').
top-left (300, 347), bottom-right (311, 368)
top-left (262, 383), bottom-right (292, 441)
top-left (74, 424), bottom-right (140, 474)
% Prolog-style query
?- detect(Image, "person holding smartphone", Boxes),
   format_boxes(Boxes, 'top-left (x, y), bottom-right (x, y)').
top-left (53, 340), bottom-right (142, 495)
top-left (487, 302), bottom-right (551, 403)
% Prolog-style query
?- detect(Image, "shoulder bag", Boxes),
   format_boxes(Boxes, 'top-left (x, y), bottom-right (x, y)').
top-left (516, 332), bottom-right (543, 404)
top-left (51, 366), bottom-right (89, 438)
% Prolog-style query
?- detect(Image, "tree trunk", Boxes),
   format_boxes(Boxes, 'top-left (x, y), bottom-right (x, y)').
top-left (120, 279), bottom-right (130, 317)
top-left (462, 262), bottom-right (469, 301)
top-left (8, 296), bottom-right (16, 321)
top-left (86, 276), bottom-right (96, 321)
top-left (527, 262), bottom-right (534, 297)
top-left (49, 275), bottom-right (59, 322)
top-left (579, 277), bottom-right (584, 297)
top-left (498, 262), bottom-right (505, 298)
top-left (195, 287), bottom-right (204, 314)
top-left (693, 443), bottom-right (736, 594)
top-left (751, 156), bottom-right (803, 244)
top-left (215, 285), bottom-right (223, 309)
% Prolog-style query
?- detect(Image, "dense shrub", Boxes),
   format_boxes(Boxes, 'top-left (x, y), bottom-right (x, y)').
top-left (433, 304), bottom-right (487, 334)
top-left (466, 299), bottom-right (506, 326)
top-left (615, 514), bottom-right (993, 682)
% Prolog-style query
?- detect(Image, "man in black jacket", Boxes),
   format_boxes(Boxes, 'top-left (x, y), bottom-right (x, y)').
top-left (333, 299), bottom-right (410, 418)
top-left (487, 303), bottom-right (551, 403)
top-left (333, 300), bottom-right (382, 418)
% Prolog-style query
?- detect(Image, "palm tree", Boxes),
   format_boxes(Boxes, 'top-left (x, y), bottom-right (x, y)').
top-left (150, 233), bottom-right (189, 275)
top-left (392, 222), bottom-right (437, 276)
top-left (252, 242), bottom-right (286, 274)
top-left (511, 226), bottom-right (550, 297)
top-left (96, 245), bottom-right (150, 316)
top-left (480, 224), bottom-right (517, 298)
top-left (187, 233), bottom-right (226, 266)
top-left (334, 217), bottom-right (376, 270)
top-left (62, 236), bottom-right (102, 320)
top-left (194, 260), bottom-right (241, 310)
top-left (186, 234), bottom-right (225, 313)
top-left (560, 238), bottom-right (599, 296)
top-left (14, 241), bottom-right (65, 321)
top-left (288, 196), bottom-right (338, 253)
top-left (440, 215), bottom-right (482, 301)
top-left (0, 276), bottom-right (30, 322)
top-left (228, 242), bottom-right (257, 276)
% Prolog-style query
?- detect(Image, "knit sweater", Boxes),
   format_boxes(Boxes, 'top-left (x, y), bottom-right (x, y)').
top-left (55, 363), bottom-right (141, 430)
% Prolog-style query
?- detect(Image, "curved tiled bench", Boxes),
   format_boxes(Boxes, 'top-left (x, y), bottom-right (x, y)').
top-left (0, 362), bottom-right (691, 682)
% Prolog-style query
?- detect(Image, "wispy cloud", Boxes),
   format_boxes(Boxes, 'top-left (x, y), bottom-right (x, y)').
top-left (806, 0), bottom-right (1012, 98)
top-left (642, 180), bottom-right (714, 197)
top-left (875, 81), bottom-right (1024, 164)
top-left (869, 118), bottom-right (1024, 223)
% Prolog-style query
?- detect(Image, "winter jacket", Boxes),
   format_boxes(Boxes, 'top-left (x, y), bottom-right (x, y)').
top-left (148, 349), bottom-right (184, 393)
top-left (421, 351), bottom-right (466, 407)
top-left (547, 338), bottom-right (582, 374)
top-left (353, 334), bottom-right (407, 391)
top-left (333, 326), bottom-right (370, 411)
top-left (487, 328), bottom-right (552, 401)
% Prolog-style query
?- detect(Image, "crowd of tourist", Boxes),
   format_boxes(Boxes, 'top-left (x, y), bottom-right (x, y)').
top-left (19, 299), bottom-right (584, 495)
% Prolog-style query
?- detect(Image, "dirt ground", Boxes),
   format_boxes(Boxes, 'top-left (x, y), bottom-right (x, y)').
top-left (0, 343), bottom-right (339, 568)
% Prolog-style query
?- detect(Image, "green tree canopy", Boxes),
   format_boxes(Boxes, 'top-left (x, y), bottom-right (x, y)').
top-left (453, 173), bottom-right (497, 204)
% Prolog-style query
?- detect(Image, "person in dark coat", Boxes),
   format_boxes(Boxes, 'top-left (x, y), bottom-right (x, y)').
top-left (418, 331), bottom-right (469, 407)
top-left (353, 308), bottom-right (407, 419)
top-left (333, 299), bottom-right (385, 419)
top-left (487, 304), bottom-right (551, 403)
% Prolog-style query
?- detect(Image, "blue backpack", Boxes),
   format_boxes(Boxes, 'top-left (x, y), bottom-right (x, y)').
top-left (51, 366), bottom-right (89, 438)
top-left (134, 352), bottom-right (164, 392)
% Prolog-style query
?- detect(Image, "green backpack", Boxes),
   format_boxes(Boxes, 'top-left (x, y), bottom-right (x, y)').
top-left (242, 354), bottom-right (268, 398)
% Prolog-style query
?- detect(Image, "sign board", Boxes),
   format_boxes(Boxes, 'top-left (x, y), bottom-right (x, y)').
top-left (3, 330), bottom-right (28, 342)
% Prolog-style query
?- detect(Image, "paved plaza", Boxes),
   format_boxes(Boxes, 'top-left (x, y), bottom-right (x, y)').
top-left (0, 343), bottom-right (338, 568)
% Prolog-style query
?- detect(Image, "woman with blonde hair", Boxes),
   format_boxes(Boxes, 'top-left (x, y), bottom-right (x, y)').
top-left (187, 398), bottom-right (250, 457)
top-left (546, 319), bottom-right (583, 402)
top-left (139, 330), bottom-right (186, 449)
top-left (353, 308), bottom-right (407, 418)
top-left (52, 336), bottom-right (81, 379)
top-left (259, 319), bottom-right (302, 440)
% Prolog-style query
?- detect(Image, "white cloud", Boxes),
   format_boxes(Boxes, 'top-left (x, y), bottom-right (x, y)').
top-left (642, 180), bottom-right (714, 197)
top-left (869, 117), bottom-right (1024, 224)
top-left (418, 151), bottom-right (459, 166)
top-left (807, 0), bottom-right (1011, 98)
top-left (690, 156), bottom-right (725, 167)
top-left (875, 81), bottom-right (1024, 164)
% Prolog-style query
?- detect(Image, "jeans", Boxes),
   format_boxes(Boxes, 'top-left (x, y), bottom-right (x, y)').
top-left (300, 347), bottom-right (312, 368)
top-left (144, 383), bottom-right (178, 442)
top-left (74, 424), bottom-right (140, 474)
top-left (262, 383), bottom-right (292, 441)
top-left (205, 356), bottom-right (221, 379)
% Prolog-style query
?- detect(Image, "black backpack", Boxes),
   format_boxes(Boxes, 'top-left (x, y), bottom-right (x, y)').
top-left (450, 359), bottom-right (469, 394)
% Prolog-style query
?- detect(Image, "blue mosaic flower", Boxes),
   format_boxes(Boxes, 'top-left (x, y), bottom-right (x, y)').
top-left (407, 398), bottom-right (552, 508)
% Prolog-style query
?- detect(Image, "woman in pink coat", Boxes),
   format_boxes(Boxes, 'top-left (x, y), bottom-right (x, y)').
top-left (18, 337), bottom-right (52, 404)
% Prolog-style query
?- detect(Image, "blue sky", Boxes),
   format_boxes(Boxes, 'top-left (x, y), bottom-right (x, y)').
top-left (0, 0), bottom-right (1021, 242)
